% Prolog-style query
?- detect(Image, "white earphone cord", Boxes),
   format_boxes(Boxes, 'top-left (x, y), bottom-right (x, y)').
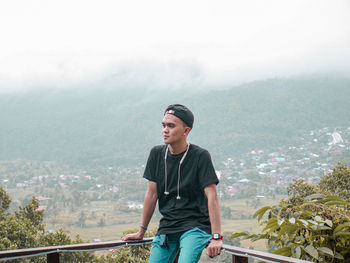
top-left (164, 143), bottom-right (190, 200)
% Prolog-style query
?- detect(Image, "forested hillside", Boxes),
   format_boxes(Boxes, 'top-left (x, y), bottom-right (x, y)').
top-left (0, 77), bottom-right (349, 165)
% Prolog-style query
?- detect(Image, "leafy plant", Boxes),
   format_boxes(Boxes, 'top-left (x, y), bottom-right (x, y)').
top-left (230, 163), bottom-right (350, 262)
top-left (0, 187), bottom-right (98, 262)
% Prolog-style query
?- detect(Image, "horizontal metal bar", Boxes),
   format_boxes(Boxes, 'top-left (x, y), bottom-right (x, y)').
top-left (222, 244), bottom-right (312, 263)
top-left (0, 238), bottom-right (153, 261)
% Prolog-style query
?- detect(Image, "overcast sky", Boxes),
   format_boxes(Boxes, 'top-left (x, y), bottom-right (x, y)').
top-left (0, 0), bottom-right (349, 92)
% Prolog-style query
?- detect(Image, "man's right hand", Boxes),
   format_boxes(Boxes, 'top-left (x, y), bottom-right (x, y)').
top-left (122, 230), bottom-right (144, 241)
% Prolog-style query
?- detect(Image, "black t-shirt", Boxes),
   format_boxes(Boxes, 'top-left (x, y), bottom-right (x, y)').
top-left (143, 144), bottom-right (219, 235)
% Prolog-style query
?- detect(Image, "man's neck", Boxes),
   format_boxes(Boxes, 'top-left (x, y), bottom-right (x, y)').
top-left (169, 141), bottom-right (188, 155)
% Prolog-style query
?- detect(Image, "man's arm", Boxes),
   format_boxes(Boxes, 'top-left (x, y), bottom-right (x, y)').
top-left (204, 183), bottom-right (222, 258)
top-left (122, 181), bottom-right (158, 240)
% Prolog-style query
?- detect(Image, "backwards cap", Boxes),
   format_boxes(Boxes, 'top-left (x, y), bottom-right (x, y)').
top-left (164, 104), bottom-right (194, 128)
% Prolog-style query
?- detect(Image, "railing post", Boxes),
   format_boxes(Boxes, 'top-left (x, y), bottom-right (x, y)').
top-left (232, 254), bottom-right (248, 263)
top-left (47, 252), bottom-right (59, 263)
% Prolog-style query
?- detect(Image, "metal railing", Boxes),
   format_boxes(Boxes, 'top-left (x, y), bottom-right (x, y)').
top-left (0, 238), bottom-right (312, 263)
top-left (0, 239), bottom-right (153, 262)
top-left (221, 244), bottom-right (311, 263)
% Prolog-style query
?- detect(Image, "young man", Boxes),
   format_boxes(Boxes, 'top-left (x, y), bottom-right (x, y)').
top-left (123, 104), bottom-right (222, 262)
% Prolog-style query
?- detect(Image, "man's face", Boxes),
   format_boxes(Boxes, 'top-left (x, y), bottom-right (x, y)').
top-left (162, 114), bottom-right (188, 145)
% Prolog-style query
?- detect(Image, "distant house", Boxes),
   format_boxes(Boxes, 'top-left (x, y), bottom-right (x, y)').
top-left (238, 179), bottom-right (249, 183)
top-left (228, 187), bottom-right (237, 196)
top-left (37, 196), bottom-right (51, 201)
top-left (257, 163), bottom-right (268, 169)
top-left (109, 186), bottom-right (119, 193)
top-left (330, 132), bottom-right (343, 144)
top-left (127, 202), bottom-right (143, 210)
top-left (36, 206), bottom-right (47, 211)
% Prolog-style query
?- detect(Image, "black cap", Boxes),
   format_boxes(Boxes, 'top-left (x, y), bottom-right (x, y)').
top-left (164, 104), bottom-right (194, 128)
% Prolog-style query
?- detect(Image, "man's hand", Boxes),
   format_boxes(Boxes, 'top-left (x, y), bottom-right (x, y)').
top-left (122, 230), bottom-right (144, 241)
top-left (206, 239), bottom-right (222, 258)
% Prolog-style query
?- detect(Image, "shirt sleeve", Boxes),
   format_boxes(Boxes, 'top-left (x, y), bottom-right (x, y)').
top-left (143, 147), bottom-right (158, 182)
top-left (197, 150), bottom-right (219, 189)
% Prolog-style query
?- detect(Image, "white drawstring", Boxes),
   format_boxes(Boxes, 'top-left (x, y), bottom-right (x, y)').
top-left (164, 143), bottom-right (190, 200)
top-left (164, 145), bottom-right (169, 195)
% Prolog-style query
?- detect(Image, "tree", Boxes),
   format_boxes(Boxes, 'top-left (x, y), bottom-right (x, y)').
top-left (78, 211), bottom-right (87, 228)
top-left (318, 163), bottom-right (350, 200)
top-left (0, 196), bottom-right (45, 251)
top-left (98, 217), bottom-right (105, 239)
top-left (230, 163), bottom-right (350, 262)
top-left (0, 187), bottom-right (10, 218)
top-left (286, 178), bottom-right (317, 206)
top-left (39, 229), bottom-right (98, 263)
top-left (99, 228), bottom-right (156, 263)
top-left (221, 206), bottom-right (233, 219)
top-left (0, 187), bottom-right (99, 262)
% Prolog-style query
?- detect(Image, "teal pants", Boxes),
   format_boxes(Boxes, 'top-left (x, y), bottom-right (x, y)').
top-left (148, 227), bottom-right (211, 263)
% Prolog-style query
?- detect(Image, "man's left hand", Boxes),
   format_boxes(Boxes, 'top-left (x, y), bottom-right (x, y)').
top-left (206, 239), bottom-right (223, 258)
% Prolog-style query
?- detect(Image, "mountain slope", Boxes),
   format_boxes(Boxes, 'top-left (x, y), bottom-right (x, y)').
top-left (0, 77), bottom-right (349, 165)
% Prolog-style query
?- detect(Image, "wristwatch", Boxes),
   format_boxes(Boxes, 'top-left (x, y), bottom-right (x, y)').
top-left (212, 233), bottom-right (223, 240)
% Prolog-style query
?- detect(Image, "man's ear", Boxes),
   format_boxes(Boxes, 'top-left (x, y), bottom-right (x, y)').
top-left (184, 127), bottom-right (191, 136)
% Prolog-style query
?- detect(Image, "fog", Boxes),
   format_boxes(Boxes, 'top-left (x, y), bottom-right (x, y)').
top-left (0, 0), bottom-right (349, 93)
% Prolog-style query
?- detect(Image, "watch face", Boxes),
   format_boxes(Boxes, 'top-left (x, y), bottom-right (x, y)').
top-left (213, 233), bottom-right (220, 239)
